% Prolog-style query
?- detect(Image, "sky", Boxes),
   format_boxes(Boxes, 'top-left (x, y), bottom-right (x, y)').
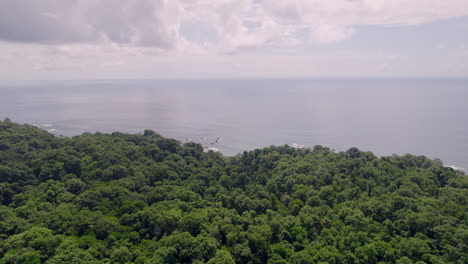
top-left (1, 0), bottom-right (468, 80)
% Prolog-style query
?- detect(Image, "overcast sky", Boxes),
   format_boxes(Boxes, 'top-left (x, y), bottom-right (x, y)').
top-left (1, 0), bottom-right (468, 80)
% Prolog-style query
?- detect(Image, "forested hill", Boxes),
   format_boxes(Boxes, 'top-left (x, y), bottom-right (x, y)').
top-left (0, 119), bottom-right (466, 264)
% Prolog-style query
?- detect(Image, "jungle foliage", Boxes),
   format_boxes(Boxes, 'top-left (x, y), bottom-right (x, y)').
top-left (0, 119), bottom-right (466, 263)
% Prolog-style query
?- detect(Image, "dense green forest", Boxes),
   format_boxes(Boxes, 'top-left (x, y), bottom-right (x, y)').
top-left (0, 119), bottom-right (466, 264)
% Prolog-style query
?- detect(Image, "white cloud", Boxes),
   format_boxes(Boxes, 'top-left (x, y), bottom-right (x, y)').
top-left (310, 24), bottom-right (354, 44)
top-left (1, 0), bottom-right (468, 79)
top-left (2, 0), bottom-right (467, 50)
top-left (262, 0), bottom-right (468, 44)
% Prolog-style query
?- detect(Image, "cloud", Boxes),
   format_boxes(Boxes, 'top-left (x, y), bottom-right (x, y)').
top-left (0, 1), bottom-right (90, 43)
top-left (310, 24), bottom-right (354, 44)
top-left (0, 0), bottom-right (186, 49)
top-left (0, 0), bottom-right (467, 51)
top-left (262, 0), bottom-right (468, 44)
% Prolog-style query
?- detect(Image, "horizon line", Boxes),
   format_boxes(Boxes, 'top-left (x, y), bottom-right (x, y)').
top-left (1, 76), bottom-right (468, 82)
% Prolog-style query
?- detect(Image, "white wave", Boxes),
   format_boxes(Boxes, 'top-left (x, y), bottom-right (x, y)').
top-left (204, 147), bottom-right (220, 152)
top-left (47, 129), bottom-right (57, 132)
top-left (446, 165), bottom-right (466, 172)
top-left (42, 124), bottom-right (53, 127)
top-left (292, 143), bottom-right (305, 149)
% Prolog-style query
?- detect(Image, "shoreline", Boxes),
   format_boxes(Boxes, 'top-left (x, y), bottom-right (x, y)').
top-left (27, 121), bottom-right (467, 174)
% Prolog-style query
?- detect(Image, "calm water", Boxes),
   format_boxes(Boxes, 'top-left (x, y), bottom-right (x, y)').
top-left (1, 79), bottom-right (467, 171)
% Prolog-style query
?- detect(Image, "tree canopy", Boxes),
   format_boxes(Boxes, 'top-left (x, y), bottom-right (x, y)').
top-left (0, 119), bottom-right (466, 263)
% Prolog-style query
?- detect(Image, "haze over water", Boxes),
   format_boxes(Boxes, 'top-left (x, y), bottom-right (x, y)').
top-left (1, 79), bottom-right (467, 171)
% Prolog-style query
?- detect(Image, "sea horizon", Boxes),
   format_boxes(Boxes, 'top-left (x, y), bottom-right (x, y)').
top-left (1, 78), bottom-right (467, 172)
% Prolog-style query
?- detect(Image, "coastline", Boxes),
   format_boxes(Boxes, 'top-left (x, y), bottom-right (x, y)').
top-left (28, 121), bottom-right (467, 174)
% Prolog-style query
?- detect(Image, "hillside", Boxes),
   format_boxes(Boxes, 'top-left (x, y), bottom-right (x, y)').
top-left (0, 119), bottom-right (466, 264)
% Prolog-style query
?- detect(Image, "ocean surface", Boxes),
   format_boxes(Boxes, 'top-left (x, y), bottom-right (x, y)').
top-left (1, 79), bottom-right (467, 171)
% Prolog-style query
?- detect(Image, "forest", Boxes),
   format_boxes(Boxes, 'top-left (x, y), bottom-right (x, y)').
top-left (0, 118), bottom-right (466, 264)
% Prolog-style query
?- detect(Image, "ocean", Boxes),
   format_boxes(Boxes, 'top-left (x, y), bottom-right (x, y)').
top-left (1, 79), bottom-right (467, 171)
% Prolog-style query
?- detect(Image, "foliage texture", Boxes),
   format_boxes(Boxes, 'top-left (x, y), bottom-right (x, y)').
top-left (0, 119), bottom-right (466, 264)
